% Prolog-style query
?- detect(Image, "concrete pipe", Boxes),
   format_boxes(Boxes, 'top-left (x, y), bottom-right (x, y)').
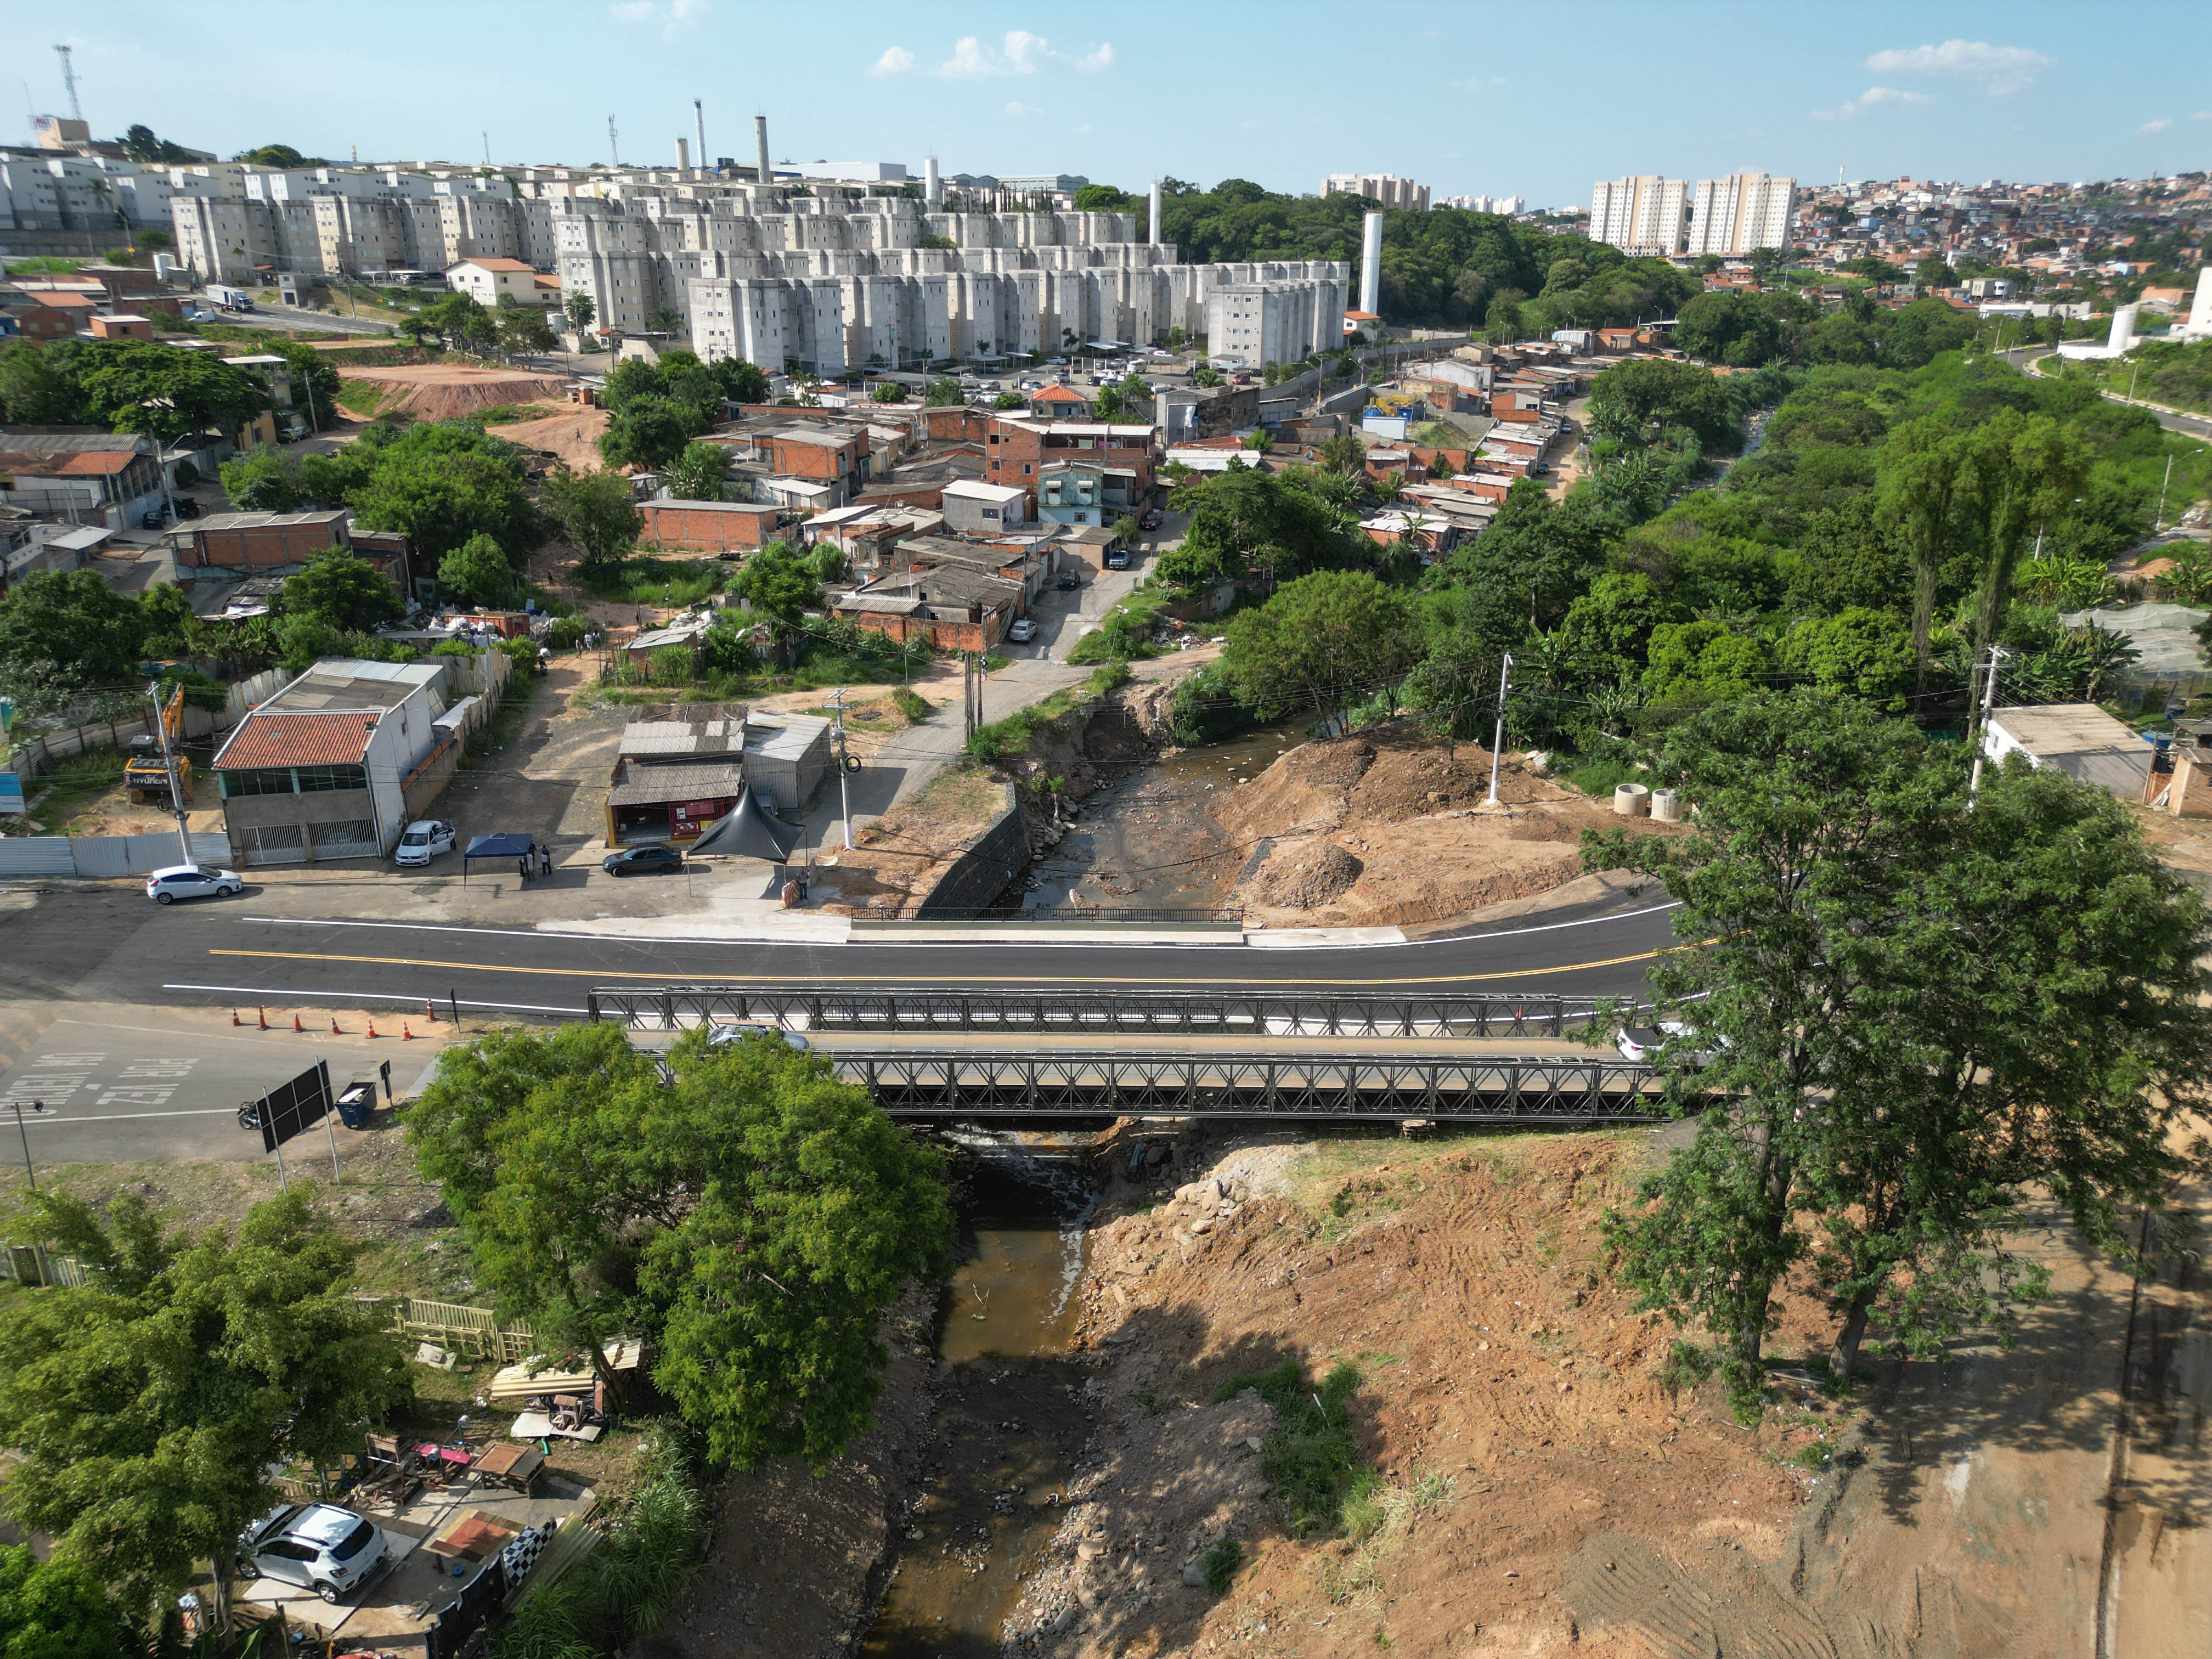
top-left (1613, 782), bottom-right (1651, 817)
top-left (1650, 788), bottom-right (1680, 822)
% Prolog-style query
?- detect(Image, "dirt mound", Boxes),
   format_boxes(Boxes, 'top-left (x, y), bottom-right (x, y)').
top-left (1024, 1132), bottom-right (1833, 1659)
top-left (1250, 839), bottom-right (1362, 909)
top-left (337, 363), bottom-right (575, 422)
top-left (489, 407), bottom-right (610, 470)
top-left (1215, 739), bottom-right (1376, 839)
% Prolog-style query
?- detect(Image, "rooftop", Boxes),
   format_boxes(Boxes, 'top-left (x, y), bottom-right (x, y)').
top-left (450, 257), bottom-right (536, 273)
top-left (213, 710), bottom-right (377, 770)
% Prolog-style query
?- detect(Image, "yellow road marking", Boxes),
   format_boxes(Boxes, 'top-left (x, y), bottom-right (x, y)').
top-left (209, 945), bottom-right (1671, 986)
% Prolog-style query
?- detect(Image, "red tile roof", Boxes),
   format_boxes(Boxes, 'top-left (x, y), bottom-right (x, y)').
top-left (215, 712), bottom-right (375, 770)
top-left (0, 449), bottom-right (137, 476)
top-left (455, 258), bottom-right (535, 273)
top-left (1032, 385), bottom-right (1088, 403)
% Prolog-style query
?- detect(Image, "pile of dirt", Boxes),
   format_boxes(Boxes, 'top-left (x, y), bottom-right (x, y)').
top-left (1248, 839), bottom-right (1362, 909)
top-left (1005, 1131), bottom-right (1837, 1658)
top-left (1214, 724), bottom-right (1660, 929)
top-left (827, 770), bottom-right (1015, 917)
top-left (336, 363), bottom-right (577, 422)
top-left (494, 406), bottom-right (612, 470)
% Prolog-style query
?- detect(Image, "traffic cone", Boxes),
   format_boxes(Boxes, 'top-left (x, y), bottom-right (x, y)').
top-left (330, 1016), bottom-right (342, 1036)
top-left (402, 1022), bottom-right (415, 1040)
top-left (293, 1013), bottom-right (303, 1033)
top-left (426, 997), bottom-right (438, 1023)
top-left (232, 1009), bottom-right (240, 1026)
top-left (258, 1006), bottom-right (268, 1030)
top-left (366, 1018), bottom-right (378, 1039)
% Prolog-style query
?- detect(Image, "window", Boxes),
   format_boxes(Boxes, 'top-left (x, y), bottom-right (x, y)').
top-left (220, 768), bottom-right (294, 798)
top-left (295, 764), bottom-right (368, 793)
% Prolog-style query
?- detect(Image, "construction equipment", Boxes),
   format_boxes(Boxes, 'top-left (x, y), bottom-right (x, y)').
top-left (124, 686), bottom-right (193, 805)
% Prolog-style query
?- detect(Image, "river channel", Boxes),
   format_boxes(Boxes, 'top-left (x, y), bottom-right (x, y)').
top-left (1020, 723), bottom-right (1306, 916)
top-left (859, 1142), bottom-right (1098, 1658)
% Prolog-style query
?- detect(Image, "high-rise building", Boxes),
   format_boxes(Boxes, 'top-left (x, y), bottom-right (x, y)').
top-left (1686, 172), bottom-right (1798, 256)
top-left (1437, 193), bottom-right (1524, 215)
top-left (1589, 176), bottom-right (1688, 255)
top-left (1322, 173), bottom-right (1431, 212)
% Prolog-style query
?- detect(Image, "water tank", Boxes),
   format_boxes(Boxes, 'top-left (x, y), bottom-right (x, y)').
top-left (1613, 783), bottom-right (1650, 817)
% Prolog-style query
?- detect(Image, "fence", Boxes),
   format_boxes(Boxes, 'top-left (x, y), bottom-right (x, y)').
top-left (1, 1243), bottom-right (91, 1289)
top-left (390, 1296), bottom-right (540, 1362)
top-left (0, 830), bottom-right (233, 879)
top-left (3, 667), bottom-right (287, 789)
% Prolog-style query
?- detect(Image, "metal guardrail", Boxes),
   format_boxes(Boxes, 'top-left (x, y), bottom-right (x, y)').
top-left (586, 984), bottom-right (1607, 1040)
top-left (822, 1047), bottom-right (1664, 1121)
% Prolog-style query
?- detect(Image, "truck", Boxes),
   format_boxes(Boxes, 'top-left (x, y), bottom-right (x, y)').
top-left (205, 284), bottom-right (257, 312)
top-left (124, 687), bottom-right (195, 806)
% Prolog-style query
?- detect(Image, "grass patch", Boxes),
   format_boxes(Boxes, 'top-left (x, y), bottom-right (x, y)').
top-left (1201, 1537), bottom-right (1244, 1595)
top-left (475, 402), bottom-right (554, 425)
top-left (1211, 1355), bottom-right (1370, 1539)
top-left (19, 748), bottom-right (127, 833)
top-left (890, 685), bottom-right (933, 725)
top-left (1563, 757), bottom-right (1635, 799)
top-left (1068, 583), bottom-right (1173, 664)
top-left (967, 661), bottom-right (1131, 764)
top-left (579, 556), bottom-right (729, 610)
top-left (334, 378), bottom-right (398, 416)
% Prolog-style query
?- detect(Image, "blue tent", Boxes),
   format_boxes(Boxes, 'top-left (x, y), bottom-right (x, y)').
top-left (463, 832), bottom-right (537, 877)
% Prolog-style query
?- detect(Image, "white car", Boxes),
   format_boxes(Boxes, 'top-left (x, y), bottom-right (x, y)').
top-left (394, 819), bottom-right (456, 867)
top-left (235, 1503), bottom-right (390, 1605)
top-left (1007, 618), bottom-right (1037, 643)
top-left (706, 1022), bottom-right (810, 1052)
top-left (145, 865), bottom-right (241, 905)
top-left (1616, 1020), bottom-right (1728, 1065)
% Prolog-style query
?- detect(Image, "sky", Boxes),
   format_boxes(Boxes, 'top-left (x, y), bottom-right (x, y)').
top-left (20, 1), bottom-right (2212, 206)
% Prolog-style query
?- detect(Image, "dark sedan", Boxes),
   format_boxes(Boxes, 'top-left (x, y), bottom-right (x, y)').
top-left (602, 844), bottom-right (684, 875)
top-left (1139, 508), bottom-right (1162, 531)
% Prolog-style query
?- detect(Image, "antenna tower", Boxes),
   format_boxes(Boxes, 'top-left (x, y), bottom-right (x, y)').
top-left (53, 44), bottom-right (80, 122)
top-left (607, 114), bottom-right (619, 167)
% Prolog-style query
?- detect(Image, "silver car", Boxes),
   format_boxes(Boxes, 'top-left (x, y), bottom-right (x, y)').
top-left (145, 864), bottom-right (242, 905)
top-left (236, 1503), bottom-right (389, 1604)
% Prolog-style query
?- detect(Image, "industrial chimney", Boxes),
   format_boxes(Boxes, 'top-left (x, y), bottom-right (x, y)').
top-left (924, 154), bottom-right (941, 206)
top-left (755, 115), bottom-right (772, 187)
top-left (694, 99), bottom-right (707, 175)
top-left (1148, 180), bottom-right (1163, 247)
top-left (675, 136), bottom-right (690, 171)
top-left (1359, 211), bottom-right (1383, 317)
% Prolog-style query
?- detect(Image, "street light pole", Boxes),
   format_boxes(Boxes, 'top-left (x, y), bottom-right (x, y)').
top-left (1486, 653), bottom-right (1514, 806)
top-left (1966, 645), bottom-right (2007, 811)
top-left (830, 687), bottom-right (854, 849)
top-left (10, 1099), bottom-right (43, 1190)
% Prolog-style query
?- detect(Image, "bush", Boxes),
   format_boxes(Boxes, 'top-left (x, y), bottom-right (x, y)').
top-left (1211, 1355), bottom-right (1370, 1538)
top-left (891, 685), bottom-right (932, 725)
top-left (545, 616), bottom-right (590, 651)
top-left (1201, 1537), bottom-right (1244, 1595)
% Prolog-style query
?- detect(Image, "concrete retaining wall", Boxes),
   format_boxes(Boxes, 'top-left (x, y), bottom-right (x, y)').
top-left (912, 780), bottom-right (1030, 916)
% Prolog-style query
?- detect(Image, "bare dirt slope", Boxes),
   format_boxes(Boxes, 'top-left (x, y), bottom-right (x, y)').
top-left (493, 405), bottom-right (612, 469)
top-left (1212, 724), bottom-right (1673, 928)
top-left (336, 362), bottom-right (575, 421)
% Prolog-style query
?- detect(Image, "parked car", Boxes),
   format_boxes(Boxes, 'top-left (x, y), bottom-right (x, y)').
top-left (602, 843), bottom-right (684, 876)
top-left (1139, 509), bottom-right (1163, 531)
top-left (1530, 462), bottom-right (1551, 476)
top-left (145, 865), bottom-right (241, 905)
top-left (1056, 571), bottom-right (1081, 590)
top-left (1105, 548), bottom-right (1131, 570)
top-left (236, 1504), bottom-right (390, 1605)
top-left (1007, 618), bottom-right (1037, 643)
top-left (140, 506), bottom-right (170, 529)
top-left (393, 819), bottom-right (456, 867)
top-left (173, 496), bottom-right (202, 518)
top-left (706, 1021), bottom-right (811, 1052)
top-left (1616, 1020), bottom-right (1726, 1065)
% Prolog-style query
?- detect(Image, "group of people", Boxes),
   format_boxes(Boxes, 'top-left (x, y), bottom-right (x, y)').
top-left (518, 840), bottom-right (554, 879)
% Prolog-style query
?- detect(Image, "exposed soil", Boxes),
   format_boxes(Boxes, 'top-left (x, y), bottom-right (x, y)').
top-left (828, 769), bottom-right (1019, 917)
top-left (493, 405), bottom-right (612, 470)
top-left (336, 362), bottom-right (578, 422)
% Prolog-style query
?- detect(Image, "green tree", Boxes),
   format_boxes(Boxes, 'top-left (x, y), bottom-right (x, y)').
top-left (563, 289), bottom-right (597, 334)
top-left (1641, 620), bottom-right (1771, 702)
top-left (0, 1189), bottom-right (409, 1626)
top-left (496, 305), bottom-right (557, 359)
top-left (648, 305), bottom-right (687, 337)
top-left (924, 375), bottom-right (964, 406)
top-left (1957, 409), bottom-right (2091, 668)
top-left (1222, 569), bottom-right (1420, 718)
top-left (77, 342), bottom-right (264, 443)
top-left (990, 391), bottom-right (1025, 410)
top-left (541, 467), bottom-right (641, 569)
top-left (348, 419), bottom-right (538, 563)
top-left (0, 568), bottom-right (151, 715)
top-left (0, 1543), bottom-right (139, 1658)
top-left (1781, 607), bottom-right (1915, 702)
top-left (662, 439), bottom-right (733, 502)
top-left (283, 550), bottom-right (403, 631)
top-left (711, 357), bottom-right (770, 405)
top-left (275, 339), bottom-right (342, 431)
top-left (727, 540), bottom-right (822, 663)
top-left (1558, 571), bottom-right (1677, 676)
top-left (219, 447), bottom-right (308, 512)
top-left (868, 380), bottom-right (907, 404)
top-left (600, 394), bottom-right (696, 470)
top-left (417, 292), bottom-right (495, 355)
top-left (405, 1024), bottom-right (956, 1469)
top-left (1914, 253), bottom-right (1957, 290)
top-left (1874, 416), bottom-right (1975, 687)
top-left (0, 341), bottom-right (88, 425)
top-left (439, 532), bottom-right (518, 607)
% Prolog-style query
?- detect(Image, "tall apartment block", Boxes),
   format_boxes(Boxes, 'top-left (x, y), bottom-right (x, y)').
top-left (1322, 173), bottom-right (1431, 212)
top-left (1686, 172), bottom-right (1798, 256)
top-left (1588, 176), bottom-right (1689, 255)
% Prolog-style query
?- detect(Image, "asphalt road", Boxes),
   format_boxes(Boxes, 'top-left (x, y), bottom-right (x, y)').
top-left (2002, 346), bottom-right (2212, 442)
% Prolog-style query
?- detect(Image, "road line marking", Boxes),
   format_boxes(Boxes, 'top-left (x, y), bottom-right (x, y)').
top-left (19, 1108), bottom-right (245, 1124)
top-left (206, 946), bottom-right (1672, 986)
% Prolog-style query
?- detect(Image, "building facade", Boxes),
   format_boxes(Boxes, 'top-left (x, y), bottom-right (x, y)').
top-left (1589, 176), bottom-right (1689, 255)
top-left (1685, 173), bottom-right (1798, 256)
top-left (1323, 174), bottom-right (1432, 212)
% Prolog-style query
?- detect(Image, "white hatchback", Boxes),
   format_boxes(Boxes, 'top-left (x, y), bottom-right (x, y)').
top-left (145, 865), bottom-right (241, 905)
top-left (394, 820), bottom-right (456, 866)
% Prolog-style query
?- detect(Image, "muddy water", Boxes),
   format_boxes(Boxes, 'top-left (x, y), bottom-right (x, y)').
top-left (860, 1149), bottom-right (1096, 1659)
top-left (1023, 723), bottom-right (1306, 914)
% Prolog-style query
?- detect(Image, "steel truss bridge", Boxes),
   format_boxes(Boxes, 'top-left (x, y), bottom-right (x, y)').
top-left (585, 984), bottom-right (1610, 1041)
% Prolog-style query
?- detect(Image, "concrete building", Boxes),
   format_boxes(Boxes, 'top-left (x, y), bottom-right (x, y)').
top-left (940, 479), bottom-right (1030, 534)
top-left (1983, 704), bottom-right (2152, 801)
top-left (446, 256), bottom-right (543, 307)
top-left (1590, 176), bottom-right (1689, 255)
top-left (1323, 174), bottom-right (1431, 212)
top-left (1437, 194), bottom-right (1525, 214)
top-left (211, 660), bottom-right (454, 865)
top-left (2181, 266), bottom-right (2212, 343)
top-left (1686, 172), bottom-right (1797, 256)
top-left (1207, 278), bottom-right (1345, 366)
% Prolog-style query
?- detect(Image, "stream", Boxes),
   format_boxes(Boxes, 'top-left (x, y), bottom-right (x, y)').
top-left (859, 1139), bottom-right (1098, 1658)
top-left (1021, 723), bottom-right (1306, 915)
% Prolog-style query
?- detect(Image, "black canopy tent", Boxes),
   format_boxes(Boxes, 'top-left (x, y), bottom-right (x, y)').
top-left (463, 832), bottom-right (537, 881)
top-left (684, 785), bottom-right (806, 862)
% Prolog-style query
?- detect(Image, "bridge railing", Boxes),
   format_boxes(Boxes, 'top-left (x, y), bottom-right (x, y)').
top-left (585, 984), bottom-right (1611, 1040)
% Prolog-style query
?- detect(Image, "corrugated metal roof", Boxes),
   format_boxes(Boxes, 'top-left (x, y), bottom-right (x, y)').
top-left (213, 711), bottom-right (375, 770)
top-left (746, 714), bottom-right (832, 760)
top-left (606, 761), bottom-right (746, 807)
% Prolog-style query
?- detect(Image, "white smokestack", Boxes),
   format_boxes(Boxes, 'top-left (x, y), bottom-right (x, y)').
top-left (924, 154), bottom-right (940, 206)
top-left (694, 99), bottom-right (707, 175)
top-left (2185, 267), bottom-right (2212, 338)
top-left (2109, 303), bottom-right (2138, 353)
top-left (755, 115), bottom-right (771, 187)
top-left (675, 136), bottom-right (690, 171)
top-left (1359, 211), bottom-right (1383, 317)
top-left (1148, 179), bottom-right (1163, 247)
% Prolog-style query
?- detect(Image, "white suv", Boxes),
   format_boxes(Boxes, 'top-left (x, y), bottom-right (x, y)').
top-left (145, 865), bottom-right (241, 905)
top-left (236, 1504), bottom-right (390, 1604)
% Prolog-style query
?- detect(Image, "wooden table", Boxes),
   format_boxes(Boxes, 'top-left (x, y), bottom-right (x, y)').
top-left (421, 1508), bottom-right (518, 1565)
top-left (472, 1441), bottom-right (545, 1494)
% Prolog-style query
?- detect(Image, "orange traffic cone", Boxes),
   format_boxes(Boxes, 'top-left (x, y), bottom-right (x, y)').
top-left (232, 1009), bottom-right (240, 1026)
top-left (425, 997), bottom-right (438, 1023)
top-left (330, 1016), bottom-right (342, 1035)
top-left (402, 1022), bottom-right (415, 1040)
top-left (366, 1018), bottom-right (378, 1039)
top-left (293, 1013), bottom-right (303, 1033)
top-left (258, 1006), bottom-right (268, 1030)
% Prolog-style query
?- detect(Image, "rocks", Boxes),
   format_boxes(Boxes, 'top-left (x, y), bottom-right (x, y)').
top-left (1248, 838), bottom-right (1363, 909)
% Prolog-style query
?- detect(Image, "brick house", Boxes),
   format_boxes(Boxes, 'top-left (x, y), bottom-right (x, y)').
top-left (636, 500), bottom-right (787, 553)
top-left (762, 426), bottom-right (867, 507)
top-left (173, 510), bottom-right (353, 571)
top-left (985, 417), bottom-right (1156, 509)
top-left (1028, 383), bottom-right (1092, 421)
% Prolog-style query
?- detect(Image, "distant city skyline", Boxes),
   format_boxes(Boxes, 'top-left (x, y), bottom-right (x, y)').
top-left (21, 1), bottom-right (2211, 210)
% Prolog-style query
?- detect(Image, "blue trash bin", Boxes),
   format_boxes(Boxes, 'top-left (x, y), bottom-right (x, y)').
top-left (336, 1083), bottom-right (376, 1129)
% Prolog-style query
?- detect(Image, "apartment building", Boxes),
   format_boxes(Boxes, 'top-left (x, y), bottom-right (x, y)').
top-left (1205, 276), bottom-right (1348, 366)
top-left (1686, 172), bottom-right (1798, 256)
top-left (1437, 194), bottom-right (1525, 215)
top-left (1589, 176), bottom-right (1689, 255)
top-left (1323, 174), bottom-right (1432, 212)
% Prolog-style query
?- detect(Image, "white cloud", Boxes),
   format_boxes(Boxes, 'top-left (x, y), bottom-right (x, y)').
top-left (1005, 101), bottom-right (1036, 117)
top-left (2190, 111), bottom-right (2212, 122)
top-left (1813, 86), bottom-right (1932, 120)
top-left (1864, 40), bottom-right (2054, 94)
top-left (2140, 117), bottom-right (2173, 133)
top-left (935, 30), bottom-right (1113, 78)
top-left (610, 0), bottom-right (707, 32)
top-left (867, 45), bottom-right (915, 75)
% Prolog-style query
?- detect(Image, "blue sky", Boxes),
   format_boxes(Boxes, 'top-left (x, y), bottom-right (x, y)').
top-left (30, 1), bottom-right (2212, 205)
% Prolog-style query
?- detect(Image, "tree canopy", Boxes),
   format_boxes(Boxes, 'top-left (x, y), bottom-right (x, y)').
top-left (1223, 569), bottom-right (1421, 717)
top-left (282, 550), bottom-right (404, 631)
top-left (0, 569), bottom-right (152, 717)
top-left (347, 419), bottom-right (538, 563)
top-left (541, 467), bottom-right (641, 568)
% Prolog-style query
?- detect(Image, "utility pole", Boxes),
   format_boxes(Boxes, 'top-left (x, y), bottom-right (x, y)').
top-left (1486, 653), bottom-right (1514, 806)
top-left (829, 687), bottom-right (853, 849)
top-left (1966, 645), bottom-right (2007, 810)
top-left (2155, 454), bottom-right (2173, 532)
top-left (10, 1098), bottom-right (42, 1190)
top-left (149, 682), bottom-right (193, 867)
